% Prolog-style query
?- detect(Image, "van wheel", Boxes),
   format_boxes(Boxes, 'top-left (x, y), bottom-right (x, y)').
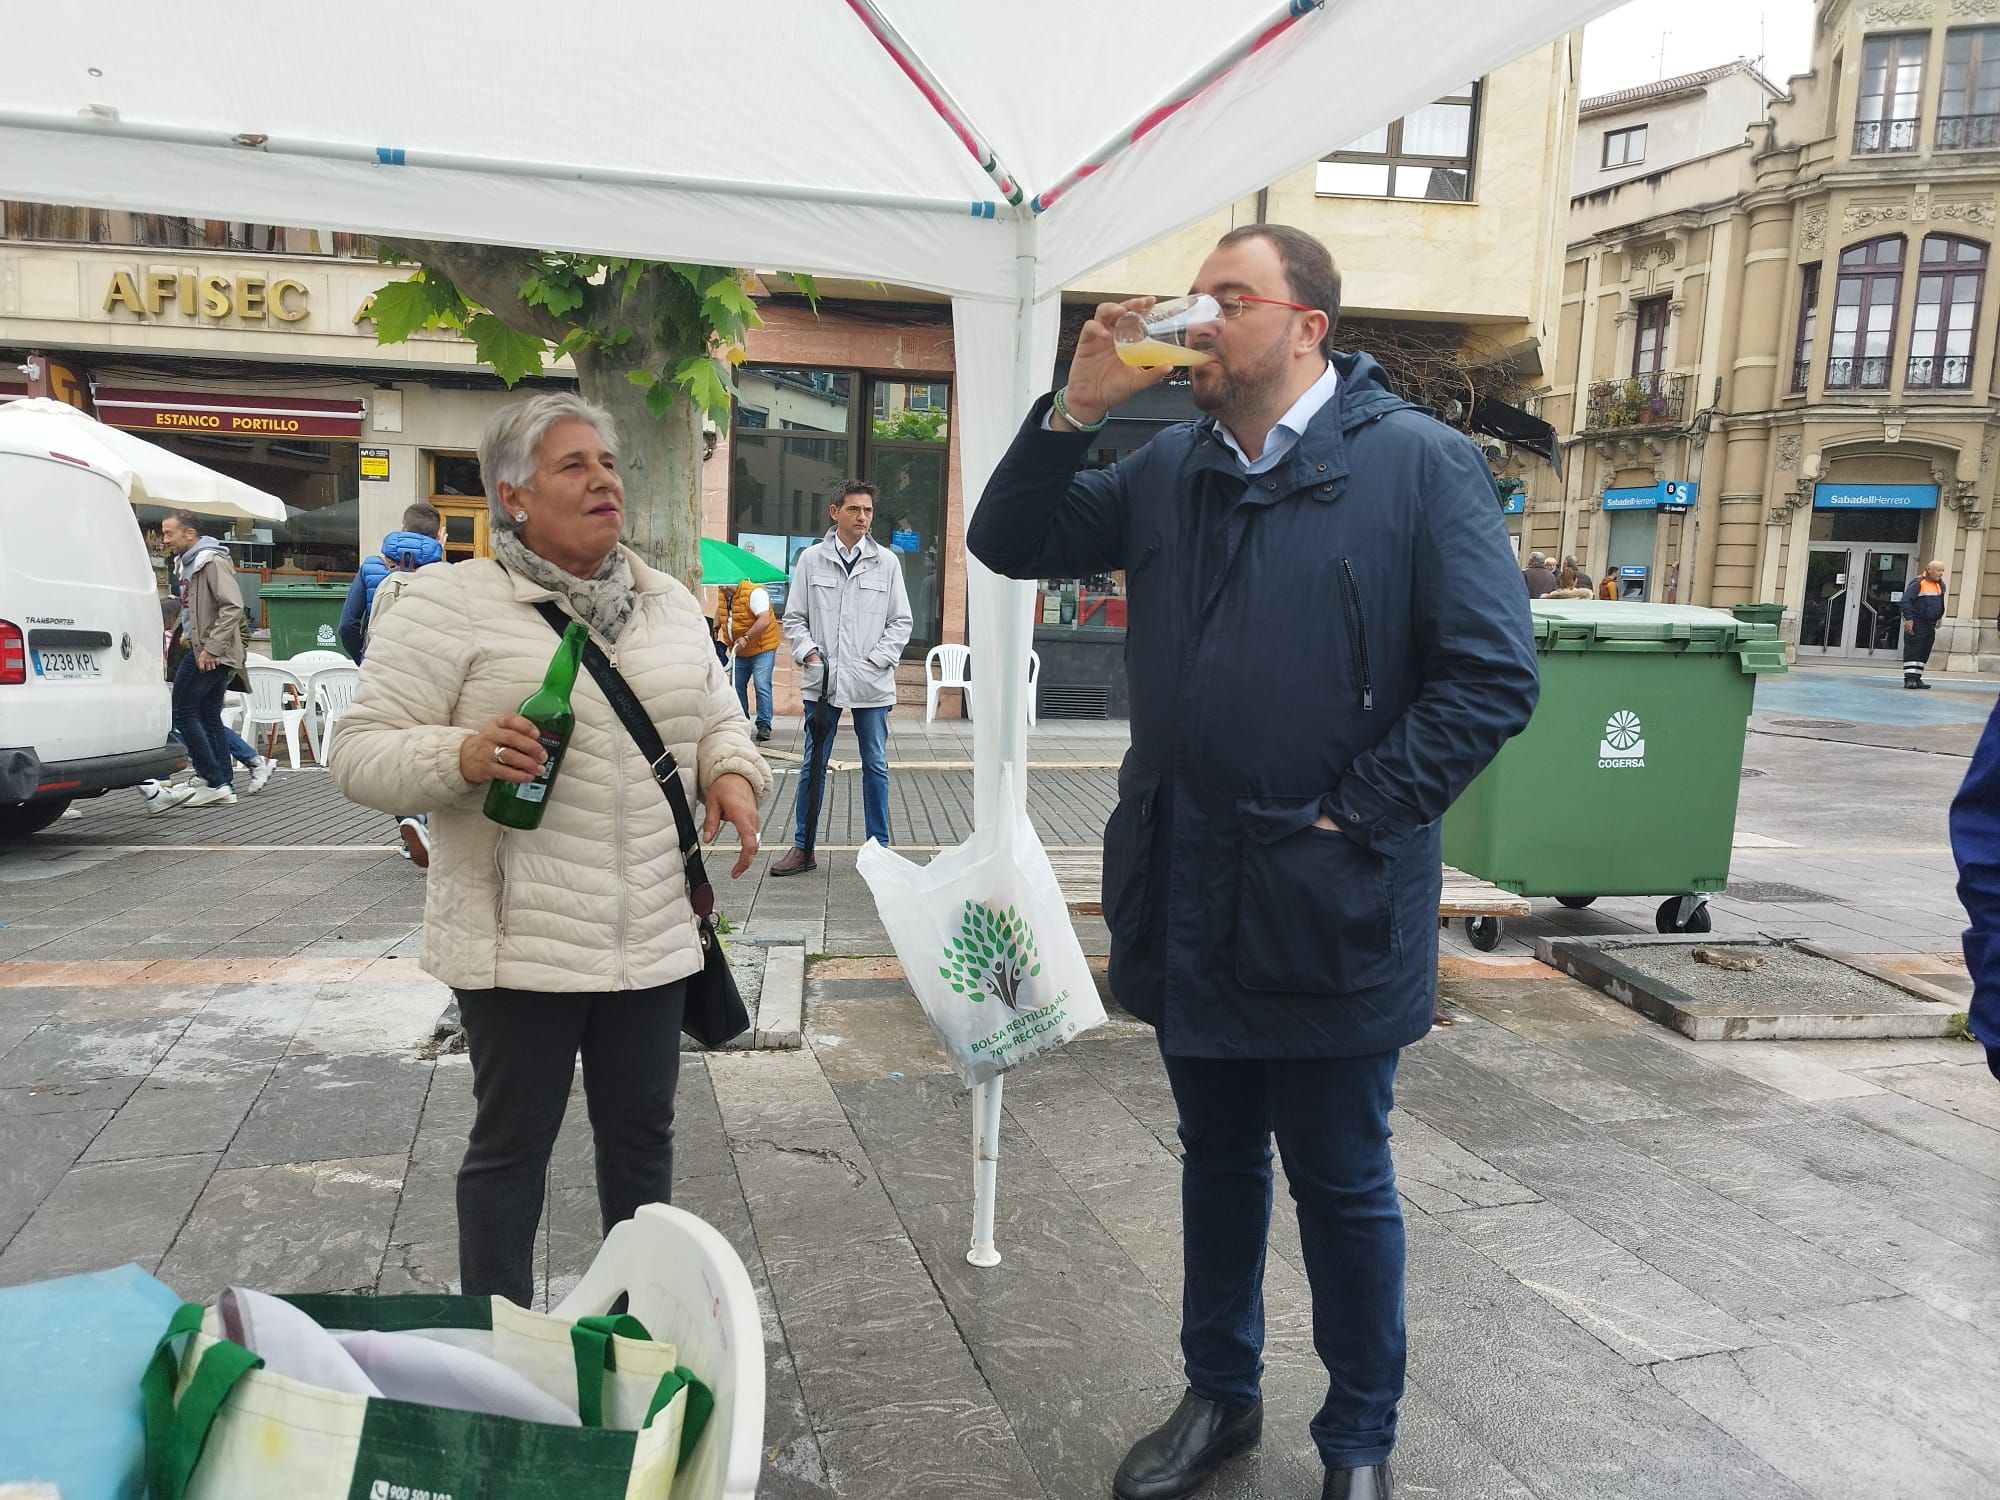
top-left (0, 800), bottom-right (72, 839)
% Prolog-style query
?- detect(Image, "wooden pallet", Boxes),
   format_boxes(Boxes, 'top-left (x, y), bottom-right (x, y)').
top-left (1051, 852), bottom-right (1529, 922)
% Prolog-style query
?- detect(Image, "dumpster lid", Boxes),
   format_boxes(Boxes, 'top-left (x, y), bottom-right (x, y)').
top-left (259, 579), bottom-right (354, 596)
top-left (1528, 600), bottom-right (1786, 673)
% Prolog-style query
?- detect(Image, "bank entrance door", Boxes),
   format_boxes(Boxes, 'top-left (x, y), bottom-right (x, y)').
top-left (1799, 544), bottom-right (1917, 657)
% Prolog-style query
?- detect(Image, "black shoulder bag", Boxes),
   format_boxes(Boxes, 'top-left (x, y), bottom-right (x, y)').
top-left (534, 603), bottom-right (751, 1048)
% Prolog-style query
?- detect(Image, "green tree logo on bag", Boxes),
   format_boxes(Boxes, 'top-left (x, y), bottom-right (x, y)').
top-left (940, 900), bottom-right (1042, 1009)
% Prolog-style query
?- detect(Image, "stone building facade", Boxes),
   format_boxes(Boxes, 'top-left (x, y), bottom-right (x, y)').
top-left (1535, 0), bottom-right (2000, 669)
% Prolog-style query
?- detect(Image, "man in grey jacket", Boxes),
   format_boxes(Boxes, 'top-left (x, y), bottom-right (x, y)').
top-left (160, 509), bottom-right (247, 808)
top-left (771, 481), bottom-right (913, 875)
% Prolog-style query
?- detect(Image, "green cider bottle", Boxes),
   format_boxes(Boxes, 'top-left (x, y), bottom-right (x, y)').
top-left (483, 620), bottom-right (589, 830)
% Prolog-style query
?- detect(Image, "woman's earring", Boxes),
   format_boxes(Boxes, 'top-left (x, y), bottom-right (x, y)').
top-left (512, 511), bottom-right (527, 523)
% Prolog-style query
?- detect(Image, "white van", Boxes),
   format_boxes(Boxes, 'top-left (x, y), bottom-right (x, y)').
top-left (0, 441), bottom-right (186, 837)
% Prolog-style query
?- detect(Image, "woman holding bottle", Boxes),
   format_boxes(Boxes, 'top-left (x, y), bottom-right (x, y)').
top-left (330, 392), bottom-right (769, 1306)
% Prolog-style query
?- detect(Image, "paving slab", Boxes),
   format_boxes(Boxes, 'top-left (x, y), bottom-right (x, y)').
top-left (156, 1153), bottom-right (406, 1303)
top-left (80, 1065), bottom-right (271, 1163)
top-left (0, 1152), bottom-right (217, 1282)
top-left (223, 1053), bottom-right (433, 1168)
top-left (0, 1107), bottom-right (113, 1246)
top-left (1445, 1199), bottom-right (1756, 1365)
top-left (1653, 1343), bottom-right (1994, 1500)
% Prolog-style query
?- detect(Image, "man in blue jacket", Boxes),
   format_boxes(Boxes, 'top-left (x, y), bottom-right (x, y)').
top-left (339, 502), bottom-right (444, 862)
top-left (338, 502), bottom-right (445, 661)
top-left (968, 225), bottom-right (1538, 1500)
top-left (1948, 700), bottom-right (2000, 1080)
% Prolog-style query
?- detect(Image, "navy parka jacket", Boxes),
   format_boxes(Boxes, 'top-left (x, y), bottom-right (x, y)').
top-left (967, 354), bottom-right (1539, 1058)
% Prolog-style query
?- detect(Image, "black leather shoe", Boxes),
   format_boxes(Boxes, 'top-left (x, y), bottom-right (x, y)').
top-left (769, 846), bottom-right (817, 877)
top-left (1112, 1390), bottom-right (1261, 1500)
top-left (1321, 1460), bottom-right (1396, 1499)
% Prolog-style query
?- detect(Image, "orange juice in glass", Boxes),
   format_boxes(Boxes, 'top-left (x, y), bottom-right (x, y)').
top-left (1114, 294), bottom-right (1220, 368)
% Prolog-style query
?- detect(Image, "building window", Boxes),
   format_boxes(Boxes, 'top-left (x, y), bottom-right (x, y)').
top-left (1318, 83), bottom-right (1479, 201)
top-left (1940, 27), bottom-right (2000, 148)
top-left (1827, 236), bottom-right (1905, 389)
top-left (1856, 33), bottom-right (1928, 153)
top-left (727, 367), bottom-right (949, 657)
top-left (1908, 235), bottom-right (1986, 389)
top-left (1602, 125), bottom-right (1647, 168)
top-left (1632, 296), bottom-right (1670, 380)
top-left (1793, 264), bottom-right (1821, 393)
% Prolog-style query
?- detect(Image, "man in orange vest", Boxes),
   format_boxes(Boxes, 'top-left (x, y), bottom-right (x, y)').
top-left (716, 580), bottom-right (781, 740)
top-left (1900, 559), bottom-right (1948, 690)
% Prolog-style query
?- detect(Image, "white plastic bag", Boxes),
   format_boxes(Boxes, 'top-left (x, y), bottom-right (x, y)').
top-left (857, 770), bottom-right (1105, 1085)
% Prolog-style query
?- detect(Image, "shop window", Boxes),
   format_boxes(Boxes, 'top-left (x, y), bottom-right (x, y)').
top-left (1793, 264), bottom-right (1820, 392)
top-left (1318, 83), bottom-right (1479, 201)
top-left (1602, 125), bottom-right (1647, 169)
top-left (141, 432), bottom-right (360, 575)
top-left (726, 366), bottom-right (948, 658)
top-left (1856, 33), bottom-right (1927, 153)
top-left (429, 452), bottom-right (489, 563)
top-left (1908, 235), bottom-right (1985, 389)
top-left (1939, 27), bottom-right (2000, 149)
top-left (1827, 237), bottom-right (1904, 390)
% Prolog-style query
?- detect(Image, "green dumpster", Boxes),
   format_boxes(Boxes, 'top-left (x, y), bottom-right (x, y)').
top-left (1730, 602), bottom-right (1785, 626)
top-left (260, 580), bottom-right (354, 660)
top-left (1442, 600), bottom-right (1786, 946)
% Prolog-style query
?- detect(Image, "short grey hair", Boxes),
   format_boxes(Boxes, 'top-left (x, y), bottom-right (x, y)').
top-left (477, 391), bottom-right (618, 533)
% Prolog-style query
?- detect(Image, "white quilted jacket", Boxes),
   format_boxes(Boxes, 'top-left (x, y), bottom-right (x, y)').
top-left (327, 550), bottom-right (772, 993)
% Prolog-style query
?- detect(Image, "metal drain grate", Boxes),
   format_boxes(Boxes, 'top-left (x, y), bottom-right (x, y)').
top-left (1039, 683), bottom-right (1111, 719)
top-left (1726, 881), bottom-right (1839, 904)
top-left (1769, 717), bottom-right (1853, 730)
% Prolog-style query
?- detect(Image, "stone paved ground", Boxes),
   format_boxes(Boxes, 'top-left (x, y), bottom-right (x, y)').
top-left (2, 666), bottom-right (1996, 1497)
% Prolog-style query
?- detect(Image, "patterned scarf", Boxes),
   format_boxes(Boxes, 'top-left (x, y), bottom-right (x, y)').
top-left (492, 529), bottom-right (638, 643)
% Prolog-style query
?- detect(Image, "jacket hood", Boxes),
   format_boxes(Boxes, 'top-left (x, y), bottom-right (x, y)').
top-left (1328, 351), bottom-right (1413, 428)
top-left (178, 535), bottom-right (230, 576)
top-left (379, 530), bottom-right (445, 570)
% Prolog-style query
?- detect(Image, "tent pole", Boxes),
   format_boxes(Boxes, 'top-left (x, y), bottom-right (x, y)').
top-left (967, 222), bottom-right (1045, 1271)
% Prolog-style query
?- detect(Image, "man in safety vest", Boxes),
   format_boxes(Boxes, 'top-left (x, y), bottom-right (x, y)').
top-left (1900, 559), bottom-right (1948, 690)
top-left (716, 579), bottom-right (781, 741)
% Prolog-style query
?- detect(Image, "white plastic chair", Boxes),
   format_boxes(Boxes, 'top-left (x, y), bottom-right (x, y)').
top-left (303, 664), bottom-right (361, 765)
top-left (1027, 648), bottom-right (1042, 727)
top-left (244, 663), bottom-right (307, 770)
top-left (554, 1203), bottom-right (764, 1500)
top-left (285, 648), bottom-right (351, 677)
top-left (924, 643), bottom-right (971, 723)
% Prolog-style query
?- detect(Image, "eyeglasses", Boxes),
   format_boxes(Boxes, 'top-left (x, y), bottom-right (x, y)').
top-left (1213, 294), bottom-right (1315, 319)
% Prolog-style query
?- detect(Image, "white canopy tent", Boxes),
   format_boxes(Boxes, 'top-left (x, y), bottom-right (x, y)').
top-left (0, 397), bottom-right (287, 521)
top-left (1, 0), bottom-right (1618, 1270)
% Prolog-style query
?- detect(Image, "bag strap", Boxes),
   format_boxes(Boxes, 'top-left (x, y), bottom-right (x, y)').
top-left (141, 1302), bottom-right (264, 1500)
top-left (570, 1313), bottom-right (715, 1460)
top-left (533, 603), bottom-right (715, 918)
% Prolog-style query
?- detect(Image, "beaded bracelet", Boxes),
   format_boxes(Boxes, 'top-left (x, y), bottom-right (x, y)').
top-left (1052, 386), bottom-right (1109, 433)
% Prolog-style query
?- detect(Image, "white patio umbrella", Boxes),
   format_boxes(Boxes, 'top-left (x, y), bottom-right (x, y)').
top-left (0, 0), bottom-right (1620, 1284)
top-left (0, 397), bottom-right (287, 521)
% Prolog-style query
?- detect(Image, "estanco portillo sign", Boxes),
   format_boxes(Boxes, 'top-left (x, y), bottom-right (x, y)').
top-left (92, 387), bottom-right (366, 440)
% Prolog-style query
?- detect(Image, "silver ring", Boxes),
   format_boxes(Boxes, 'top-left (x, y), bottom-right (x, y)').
top-left (493, 744), bottom-right (506, 764)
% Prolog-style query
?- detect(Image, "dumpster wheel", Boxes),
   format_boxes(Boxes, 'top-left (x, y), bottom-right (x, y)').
top-left (1655, 895), bottom-right (1713, 935)
top-left (1555, 895), bottom-right (1597, 910)
top-left (1464, 916), bottom-right (1505, 952)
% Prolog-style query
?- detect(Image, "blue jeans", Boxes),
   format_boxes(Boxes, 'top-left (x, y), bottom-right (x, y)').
top-left (170, 726), bottom-right (260, 766)
top-left (1160, 1044), bottom-right (1404, 1470)
top-left (792, 701), bottom-right (890, 849)
top-left (170, 654), bottom-right (234, 790)
top-left (732, 649), bottom-right (775, 732)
